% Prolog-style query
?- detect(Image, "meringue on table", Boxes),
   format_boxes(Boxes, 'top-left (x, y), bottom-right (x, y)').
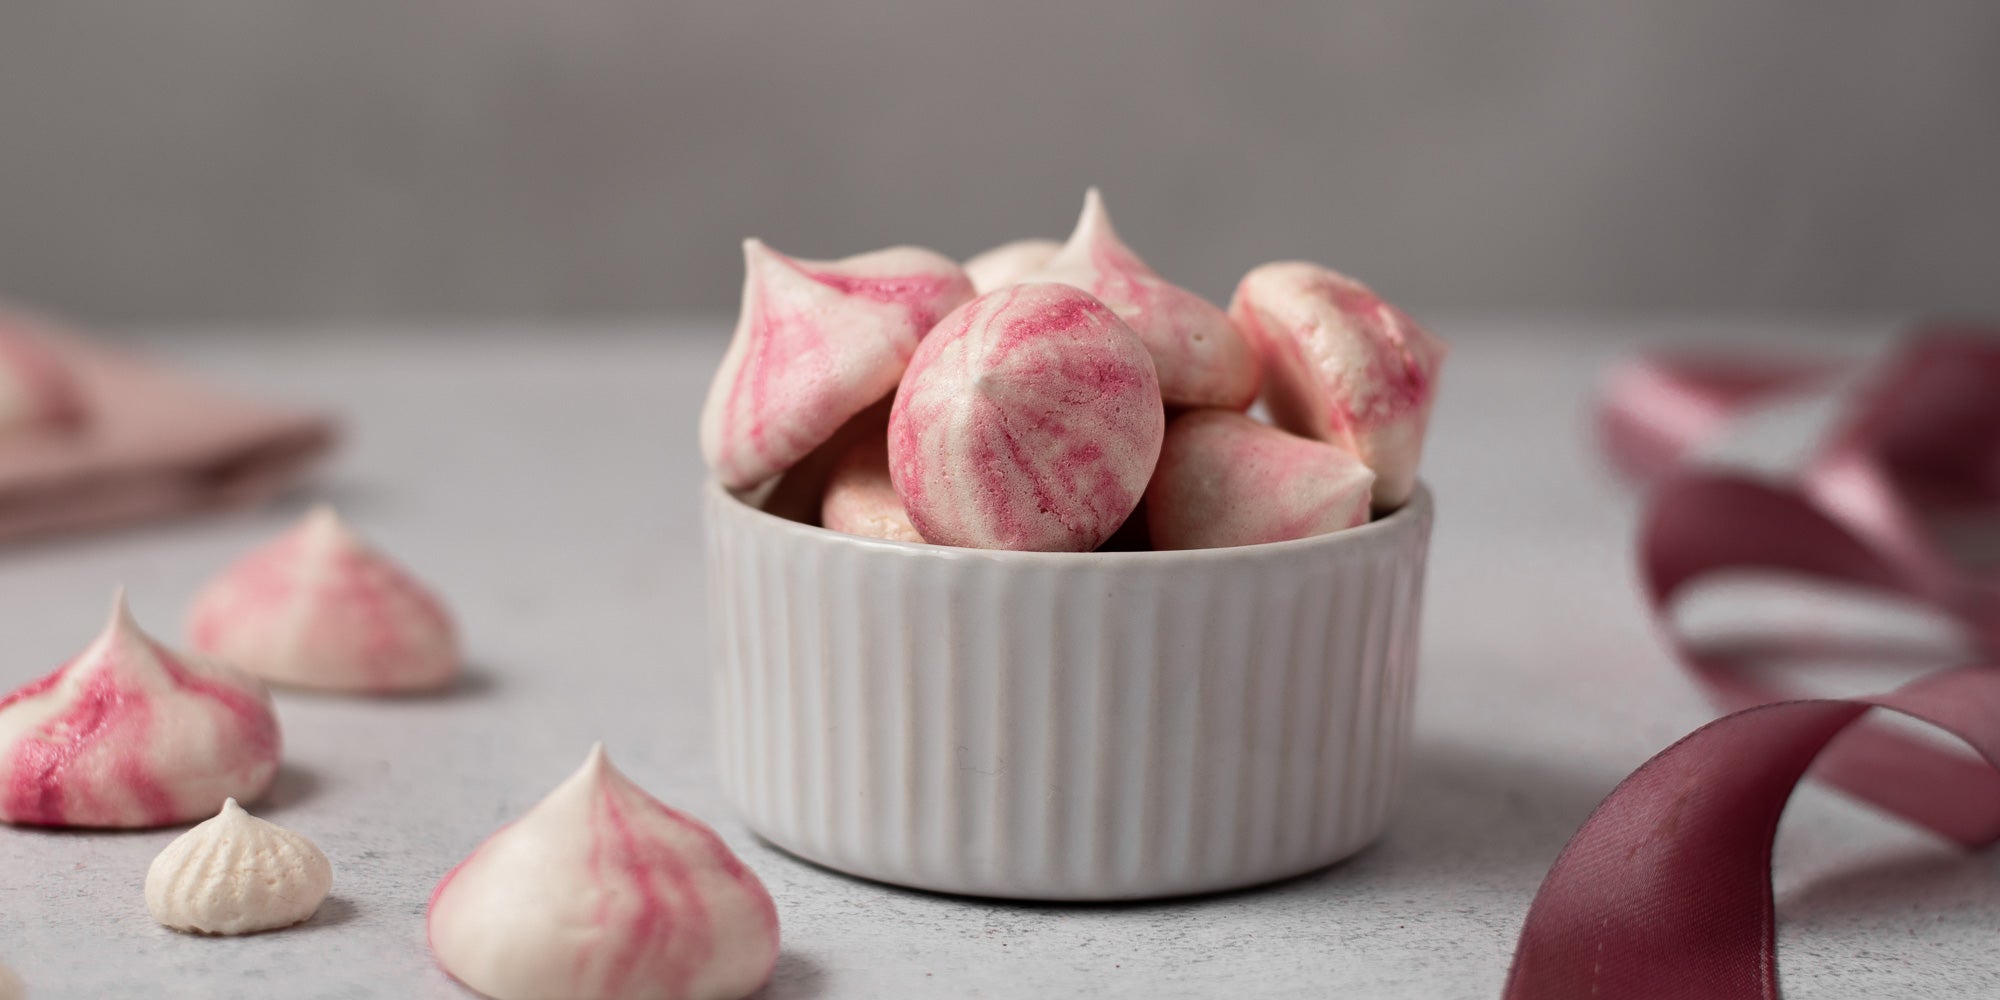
top-left (0, 591), bottom-right (280, 828)
top-left (146, 798), bottom-right (332, 935)
top-left (188, 505), bottom-right (461, 694)
top-left (428, 744), bottom-right (780, 1000)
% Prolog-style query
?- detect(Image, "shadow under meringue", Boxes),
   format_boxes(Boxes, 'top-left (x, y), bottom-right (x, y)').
top-left (751, 950), bottom-right (829, 999)
top-left (295, 895), bottom-right (359, 932)
top-left (264, 662), bottom-right (501, 703)
top-left (254, 762), bottom-right (324, 814)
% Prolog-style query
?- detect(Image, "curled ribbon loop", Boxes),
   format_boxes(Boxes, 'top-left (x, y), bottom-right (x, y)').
top-left (1504, 325), bottom-right (2000, 1000)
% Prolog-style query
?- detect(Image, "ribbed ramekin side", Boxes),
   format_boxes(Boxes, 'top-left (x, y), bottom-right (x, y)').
top-left (707, 484), bottom-right (1434, 900)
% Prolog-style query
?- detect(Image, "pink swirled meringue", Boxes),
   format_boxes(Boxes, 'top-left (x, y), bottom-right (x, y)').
top-left (428, 744), bottom-right (780, 1000)
top-left (889, 283), bottom-right (1164, 551)
top-left (963, 238), bottom-right (1059, 295)
top-left (0, 592), bottom-right (280, 828)
top-left (187, 506), bottom-right (460, 694)
top-left (1228, 261), bottom-right (1447, 510)
top-left (700, 239), bottom-right (976, 490)
top-left (1145, 410), bottom-right (1376, 550)
top-left (1023, 190), bottom-right (1260, 410)
top-left (821, 431), bottom-right (922, 543)
top-left (0, 314), bottom-right (86, 435)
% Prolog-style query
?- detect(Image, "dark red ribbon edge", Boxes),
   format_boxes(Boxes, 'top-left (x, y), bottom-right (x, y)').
top-left (1502, 667), bottom-right (2000, 1000)
top-left (1501, 333), bottom-right (2000, 1000)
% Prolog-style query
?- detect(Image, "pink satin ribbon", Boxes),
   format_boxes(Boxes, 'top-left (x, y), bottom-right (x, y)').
top-left (1503, 325), bottom-right (2000, 999)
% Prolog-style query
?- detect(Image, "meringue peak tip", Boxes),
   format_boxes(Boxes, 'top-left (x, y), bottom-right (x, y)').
top-left (219, 797), bottom-right (246, 816)
top-left (99, 586), bottom-right (154, 648)
top-left (107, 585), bottom-right (135, 626)
top-left (743, 237), bottom-right (787, 264)
top-left (302, 503), bottom-right (353, 539)
top-left (583, 741), bottom-right (612, 773)
top-left (1061, 187), bottom-right (1122, 256)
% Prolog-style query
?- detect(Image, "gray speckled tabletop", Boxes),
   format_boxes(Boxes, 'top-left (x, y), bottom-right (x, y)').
top-left (1, 320), bottom-right (1995, 999)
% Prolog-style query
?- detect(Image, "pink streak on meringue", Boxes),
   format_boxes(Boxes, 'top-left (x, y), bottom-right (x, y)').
top-left (1228, 261), bottom-right (1447, 510)
top-left (700, 240), bottom-right (976, 490)
top-left (889, 283), bottom-right (1164, 552)
top-left (187, 506), bottom-right (459, 694)
top-left (1024, 190), bottom-right (1261, 410)
top-left (821, 429), bottom-right (923, 543)
top-left (0, 592), bottom-right (279, 828)
top-left (427, 744), bottom-right (780, 1000)
top-left (0, 311), bottom-right (87, 433)
top-left (1145, 410), bottom-right (1376, 550)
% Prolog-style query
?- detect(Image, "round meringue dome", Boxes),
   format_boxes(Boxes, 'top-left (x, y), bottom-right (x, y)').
top-left (888, 283), bottom-right (1165, 552)
top-left (188, 505), bottom-right (460, 694)
top-left (0, 592), bottom-right (281, 828)
top-left (146, 797), bottom-right (332, 935)
top-left (428, 744), bottom-right (780, 1000)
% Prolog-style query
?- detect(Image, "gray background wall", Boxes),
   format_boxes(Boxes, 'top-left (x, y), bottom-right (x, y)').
top-left (1, 1), bottom-right (1995, 328)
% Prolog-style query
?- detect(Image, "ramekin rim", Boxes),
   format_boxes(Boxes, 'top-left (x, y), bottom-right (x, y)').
top-left (704, 477), bottom-right (1432, 566)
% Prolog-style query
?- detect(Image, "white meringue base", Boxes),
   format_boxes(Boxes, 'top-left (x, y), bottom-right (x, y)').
top-left (145, 798), bottom-right (332, 935)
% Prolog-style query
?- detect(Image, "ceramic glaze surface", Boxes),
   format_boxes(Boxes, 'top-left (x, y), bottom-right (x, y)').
top-left (706, 480), bottom-right (1432, 900)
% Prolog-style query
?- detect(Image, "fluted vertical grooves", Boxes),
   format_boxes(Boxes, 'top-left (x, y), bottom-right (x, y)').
top-left (706, 482), bottom-right (1434, 901)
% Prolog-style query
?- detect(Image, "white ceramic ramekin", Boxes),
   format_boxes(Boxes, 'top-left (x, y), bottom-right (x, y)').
top-left (705, 479), bottom-right (1433, 901)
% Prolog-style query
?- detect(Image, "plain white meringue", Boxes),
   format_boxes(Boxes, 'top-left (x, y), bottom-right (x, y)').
top-left (0, 591), bottom-right (280, 829)
top-left (187, 505), bottom-right (460, 694)
top-left (145, 798), bottom-right (332, 935)
top-left (428, 744), bottom-right (780, 1000)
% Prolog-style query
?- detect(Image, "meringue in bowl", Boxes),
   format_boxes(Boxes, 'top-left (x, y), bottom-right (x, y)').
top-left (705, 476), bottom-right (1432, 900)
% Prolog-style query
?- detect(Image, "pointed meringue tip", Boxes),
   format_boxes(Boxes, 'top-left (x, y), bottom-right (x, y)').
top-left (743, 237), bottom-right (782, 264)
top-left (108, 584), bottom-right (132, 622)
top-left (1081, 187), bottom-right (1110, 225)
top-left (1062, 187), bottom-right (1117, 253)
top-left (583, 741), bottom-right (611, 773)
top-left (742, 238), bottom-right (792, 277)
top-left (89, 586), bottom-right (162, 666)
top-left (104, 586), bottom-right (144, 639)
top-left (220, 797), bottom-right (245, 816)
top-left (302, 502), bottom-right (349, 538)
